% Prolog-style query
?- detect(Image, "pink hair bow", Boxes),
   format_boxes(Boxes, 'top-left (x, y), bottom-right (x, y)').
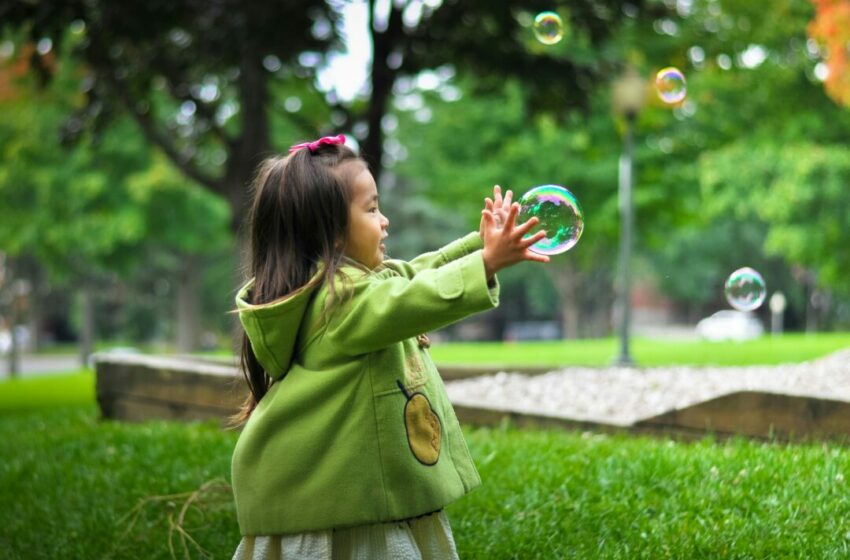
top-left (288, 134), bottom-right (346, 154)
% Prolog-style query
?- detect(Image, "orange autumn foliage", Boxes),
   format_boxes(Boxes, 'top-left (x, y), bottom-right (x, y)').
top-left (808, 0), bottom-right (850, 106)
top-left (0, 44), bottom-right (57, 103)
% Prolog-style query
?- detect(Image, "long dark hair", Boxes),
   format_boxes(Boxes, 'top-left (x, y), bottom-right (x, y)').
top-left (231, 142), bottom-right (363, 426)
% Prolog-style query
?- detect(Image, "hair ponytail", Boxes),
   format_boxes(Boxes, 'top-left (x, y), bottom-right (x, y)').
top-left (230, 141), bottom-right (363, 427)
top-left (229, 333), bottom-right (270, 427)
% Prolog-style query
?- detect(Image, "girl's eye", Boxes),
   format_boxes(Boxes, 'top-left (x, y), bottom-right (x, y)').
top-left (369, 207), bottom-right (379, 213)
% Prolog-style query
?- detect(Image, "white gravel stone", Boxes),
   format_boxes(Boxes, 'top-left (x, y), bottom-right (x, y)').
top-left (444, 349), bottom-right (850, 426)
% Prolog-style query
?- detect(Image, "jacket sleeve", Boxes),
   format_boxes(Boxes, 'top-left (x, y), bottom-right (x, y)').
top-left (383, 232), bottom-right (483, 280)
top-left (325, 249), bottom-right (498, 355)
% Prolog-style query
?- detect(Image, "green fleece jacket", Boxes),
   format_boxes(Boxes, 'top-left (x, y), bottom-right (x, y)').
top-left (231, 232), bottom-right (499, 536)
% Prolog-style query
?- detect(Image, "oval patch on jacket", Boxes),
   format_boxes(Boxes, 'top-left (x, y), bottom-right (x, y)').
top-left (397, 380), bottom-right (442, 465)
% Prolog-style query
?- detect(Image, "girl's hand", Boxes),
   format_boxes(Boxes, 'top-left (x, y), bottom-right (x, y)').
top-left (480, 202), bottom-right (550, 281)
top-left (483, 184), bottom-right (512, 229)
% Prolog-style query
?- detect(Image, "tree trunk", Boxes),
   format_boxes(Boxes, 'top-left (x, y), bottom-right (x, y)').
top-left (176, 254), bottom-right (201, 353)
top-left (27, 286), bottom-right (41, 352)
top-left (228, 226), bottom-right (253, 357)
top-left (7, 301), bottom-right (19, 378)
top-left (79, 285), bottom-right (95, 369)
top-left (364, 0), bottom-right (403, 187)
top-left (585, 267), bottom-right (616, 338)
top-left (561, 297), bottom-right (580, 340)
top-left (21, 261), bottom-right (42, 352)
top-left (549, 261), bottom-right (581, 340)
top-left (225, 32), bottom-right (271, 235)
top-left (223, 37), bottom-right (271, 356)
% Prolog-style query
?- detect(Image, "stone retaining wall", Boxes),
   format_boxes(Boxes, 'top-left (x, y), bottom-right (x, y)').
top-left (92, 354), bottom-right (549, 425)
top-left (94, 354), bottom-right (244, 425)
top-left (93, 354), bottom-right (850, 442)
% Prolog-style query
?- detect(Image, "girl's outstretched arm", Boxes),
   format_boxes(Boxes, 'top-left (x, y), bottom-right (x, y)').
top-left (383, 232), bottom-right (483, 279)
top-left (324, 201), bottom-right (549, 355)
top-left (325, 250), bottom-right (499, 355)
top-left (384, 184), bottom-right (514, 279)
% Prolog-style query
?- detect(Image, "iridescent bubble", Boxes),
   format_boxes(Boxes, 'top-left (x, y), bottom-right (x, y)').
top-left (518, 185), bottom-right (584, 255)
top-left (724, 267), bottom-right (766, 311)
top-left (655, 67), bottom-right (687, 104)
top-left (533, 12), bottom-right (564, 46)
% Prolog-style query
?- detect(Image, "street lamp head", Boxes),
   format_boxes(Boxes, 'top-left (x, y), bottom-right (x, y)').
top-left (612, 66), bottom-right (647, 118)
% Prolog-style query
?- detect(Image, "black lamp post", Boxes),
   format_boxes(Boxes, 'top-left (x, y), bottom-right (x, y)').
top-left (611, 67), bottom-right (646, 367)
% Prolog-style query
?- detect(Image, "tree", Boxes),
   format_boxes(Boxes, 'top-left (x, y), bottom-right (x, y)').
top-left (359, 0), bottom-right (657, 182)
top-left (701, 142), bottom-right (850, 294)
top-left (808, 0), bottom-right (850, 106)
top-left (3, 0), bottom-right (649, 239)
top-left (3, 0), bottom-right (334, 236)
top-left (389, 78), bottom-right (623, 337)
top-left (0, 42), bottom-right (230, 359)
top-left (388, 0), bottom-right (850, 334)
top-left (622, 0), bottom-right (850, 327)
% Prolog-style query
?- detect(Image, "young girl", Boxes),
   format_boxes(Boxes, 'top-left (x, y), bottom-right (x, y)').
top-left (230, 134), bottom-right (549, 559)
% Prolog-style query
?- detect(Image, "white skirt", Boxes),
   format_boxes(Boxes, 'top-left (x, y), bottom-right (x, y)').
top-left (232, 511), bottom-right (459, 560)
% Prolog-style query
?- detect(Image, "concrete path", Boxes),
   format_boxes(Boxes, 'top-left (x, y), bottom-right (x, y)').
top-left (0, 354), bottom-right (81, 379)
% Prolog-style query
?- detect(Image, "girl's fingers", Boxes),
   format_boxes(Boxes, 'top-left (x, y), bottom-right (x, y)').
top-left (485, 198), bottom-right (493, 211)
top-left (481, 209), bottom-right (496, 227)
top-left (505, 202), bottom-right (520, 231)
top-left (525, 252), bottom-right (550, 263)
top-left (520, 230), bottom-right (547, 247)
top-left (513, 216), bottom-right (540, 238)
top-left (493, 185), bottom-right (502, 207)
top-left (504, 190), bottom-right (513, 208)
top-left (531, 229), bottom-right (548, 241)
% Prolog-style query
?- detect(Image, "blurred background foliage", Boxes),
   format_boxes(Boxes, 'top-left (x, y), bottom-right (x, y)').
top-left (0, 0), bottom-right (848, 358)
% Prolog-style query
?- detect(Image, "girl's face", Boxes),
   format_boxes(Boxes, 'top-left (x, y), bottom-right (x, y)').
top-left (343, 165), bottom-right (389, 269)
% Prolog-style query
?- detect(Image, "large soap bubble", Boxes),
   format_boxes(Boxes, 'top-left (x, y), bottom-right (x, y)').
top-left (724, 267), bottom-right (766, 311)
top-left (518, 185), bottom-right (584, 255)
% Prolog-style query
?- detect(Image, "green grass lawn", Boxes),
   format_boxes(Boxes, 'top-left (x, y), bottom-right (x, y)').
top-left (0, 370), bottom-right (94, 413)
top-left (3, 406), bottom-right (850, 559)
top-left (3, 332), bottom-right (847, 417)
top-left (23, 332), bottom-right (850, 368)
top-left (4, 334), bottom-right (850, 558)
top-left (429, 332), bottom-right (850, 367)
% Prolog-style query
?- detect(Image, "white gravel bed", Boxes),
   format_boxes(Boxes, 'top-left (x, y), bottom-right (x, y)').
top-left (444, 349), bottom-right (850, 427)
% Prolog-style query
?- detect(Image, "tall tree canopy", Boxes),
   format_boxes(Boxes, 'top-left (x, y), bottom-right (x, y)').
top-left (3, 0), bottom-right (647, 236)
top-left (3, 0), bottom-right (333, 233)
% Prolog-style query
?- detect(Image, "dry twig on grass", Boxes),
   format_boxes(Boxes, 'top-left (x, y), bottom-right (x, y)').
top-left (116, 478), bottom-right (233, 560)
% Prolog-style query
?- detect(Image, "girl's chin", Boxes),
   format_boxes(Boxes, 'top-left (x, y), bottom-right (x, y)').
top-left (369, 253), bottom-right (385, 269)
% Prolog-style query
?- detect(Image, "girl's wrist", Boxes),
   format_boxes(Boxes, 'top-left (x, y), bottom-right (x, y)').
top-left (482, 249), bottom-right (498, 281)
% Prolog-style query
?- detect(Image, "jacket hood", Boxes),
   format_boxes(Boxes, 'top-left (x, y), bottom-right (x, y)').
top-left (234, 276), bottom-right (322, 379)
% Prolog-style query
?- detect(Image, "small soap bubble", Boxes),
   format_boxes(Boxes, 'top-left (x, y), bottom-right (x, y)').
top-left (533, 12), bottom-right (564, 45)
top-left (518, 185), bottom-right (584, 255)
top-left (724, 267), bottom-right (766, 311)
top-left (655, 67), bottom-right (687, 104)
